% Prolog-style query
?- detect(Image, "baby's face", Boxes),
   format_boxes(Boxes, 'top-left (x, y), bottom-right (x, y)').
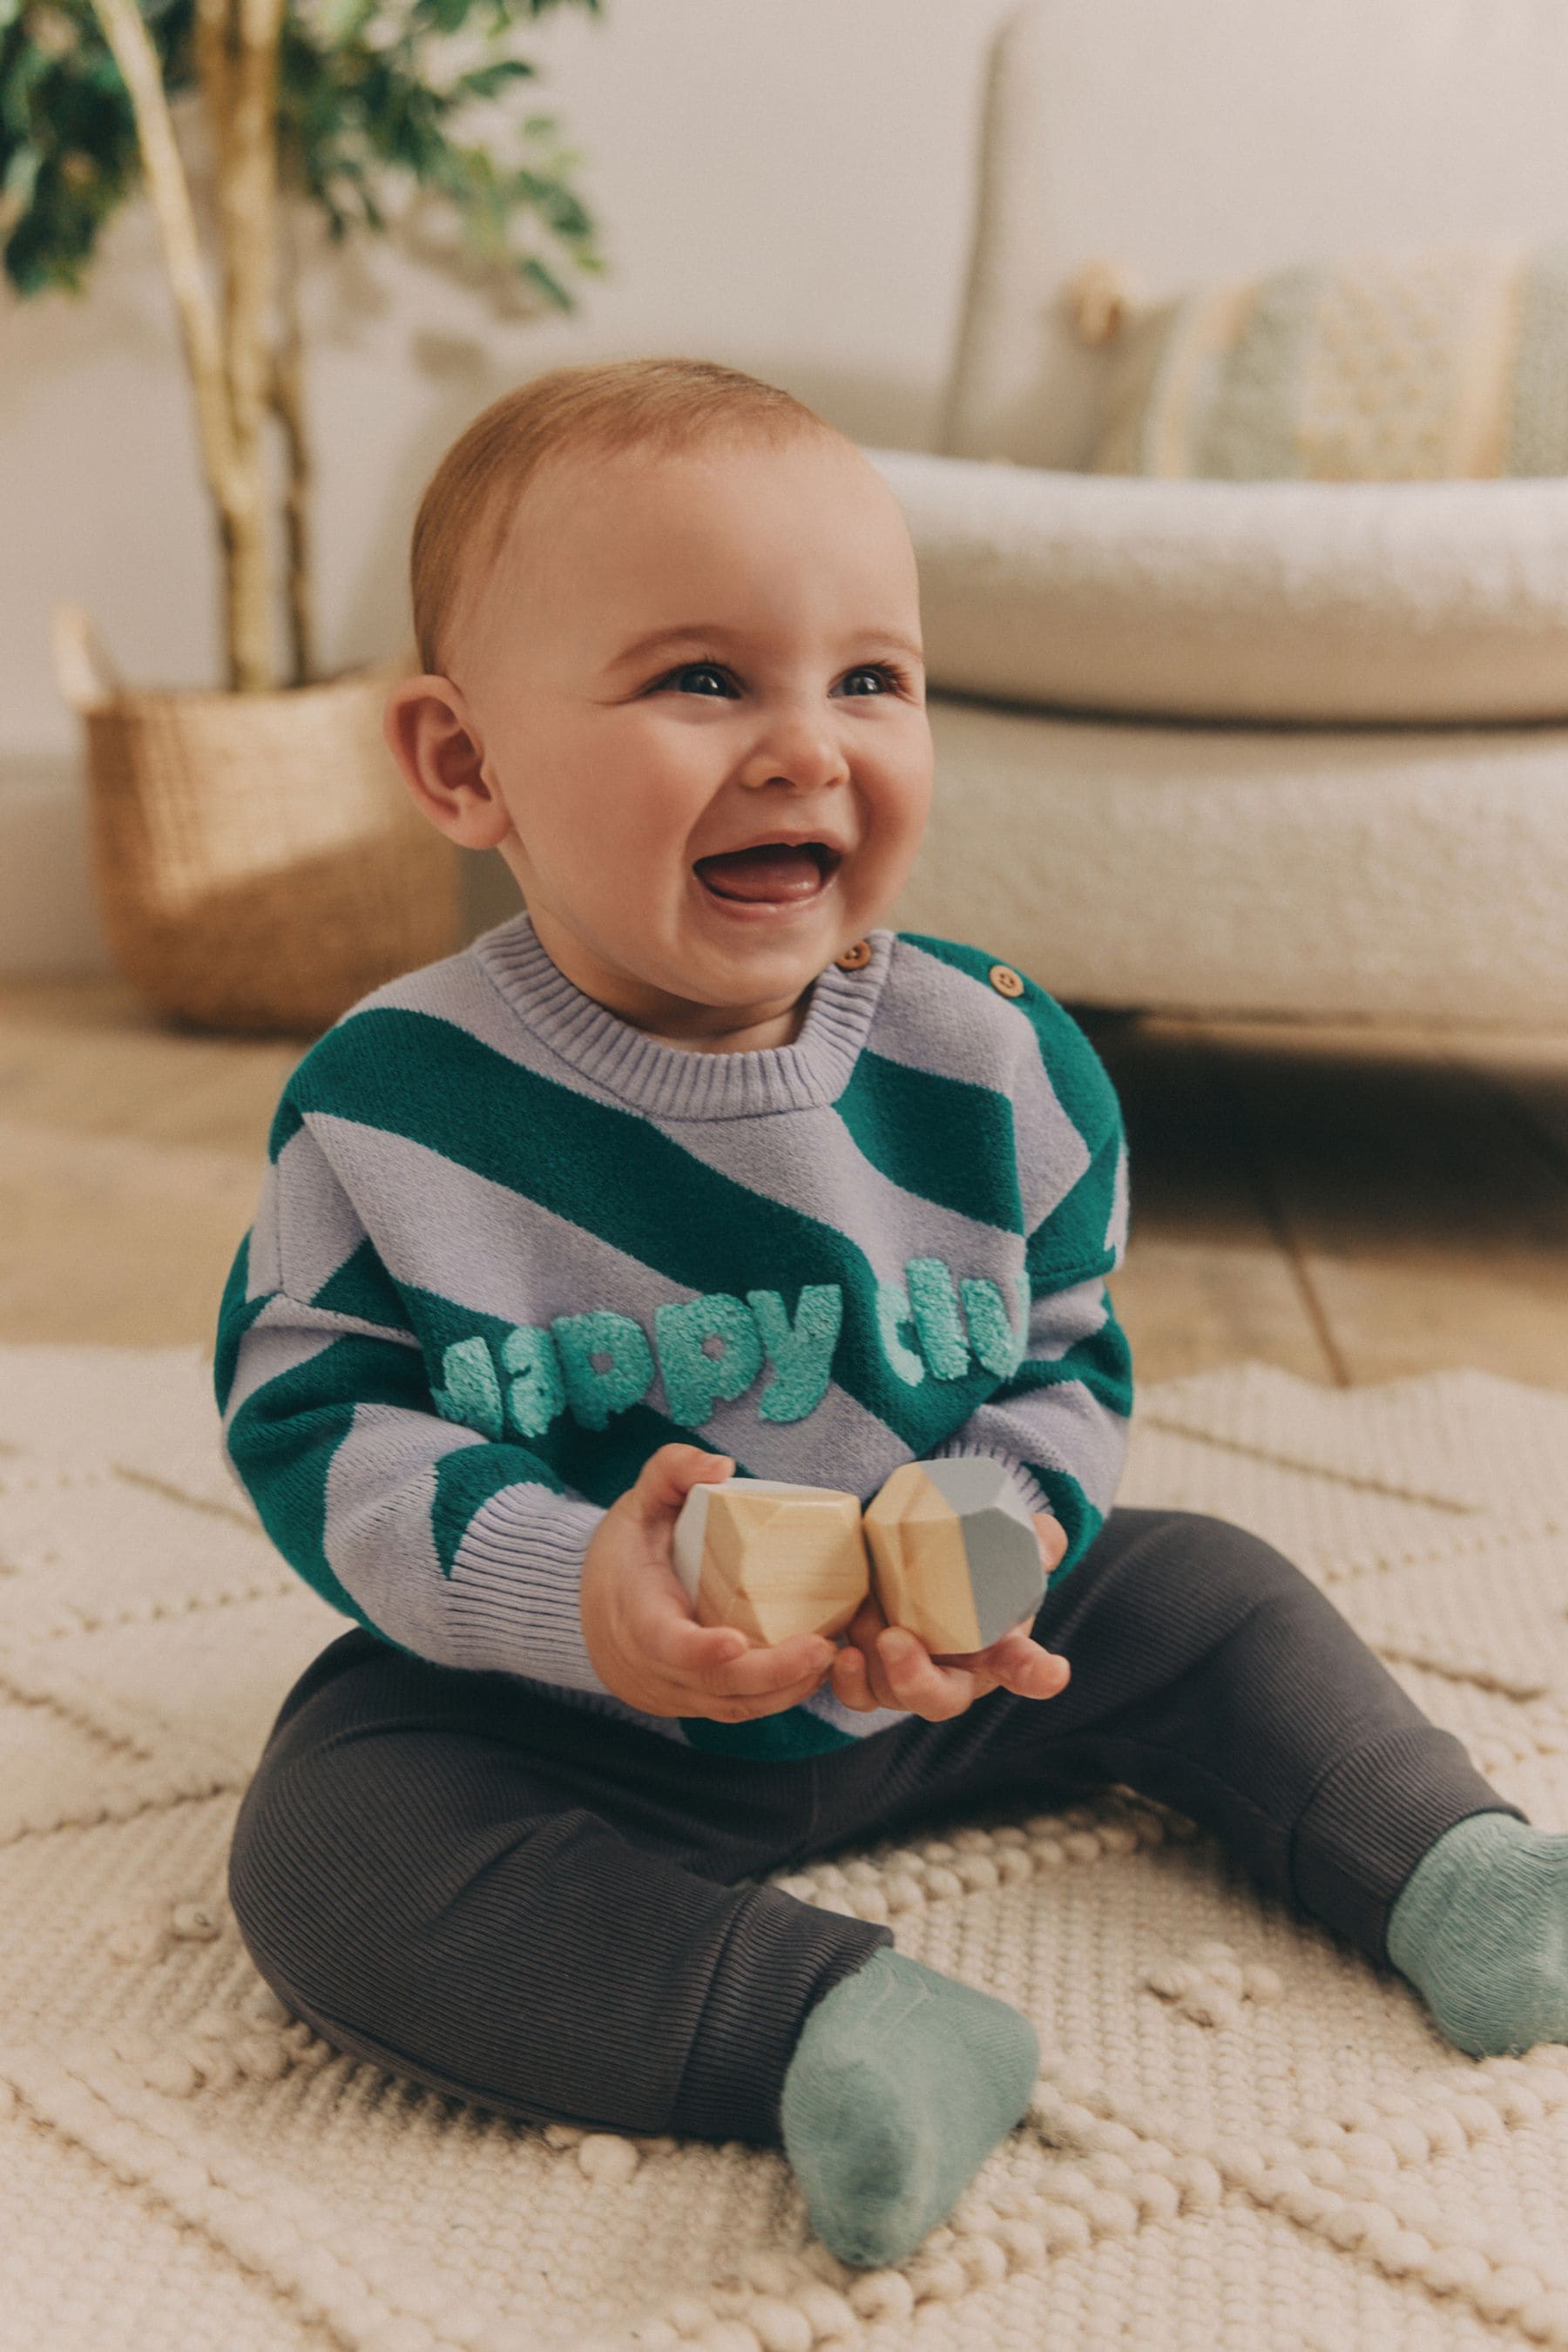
top-left (445, 431), bottom-right (933, 1041)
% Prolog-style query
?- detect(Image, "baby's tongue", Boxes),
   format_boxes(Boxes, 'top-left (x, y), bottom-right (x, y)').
top-left (695, 843), bottom-right (824, 901)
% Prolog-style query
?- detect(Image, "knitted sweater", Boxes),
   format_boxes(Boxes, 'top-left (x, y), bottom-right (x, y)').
top-left (213, 910), bottom-right (1132, 1761)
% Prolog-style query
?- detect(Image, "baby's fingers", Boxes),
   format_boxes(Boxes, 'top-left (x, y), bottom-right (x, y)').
top-left (1033, 1511), bottom-right (1069, 1572)
top-left (651, 1612), bottom-right (751, 1681)
top-left (832, 1639), bottom-right (898, 1713)
top-left (875, 1627), bottom-right (986, 1720)
top-left (990, 1632), bottom-right (1070, 1700)
top-left (642, 1590), bottom-right (833, 1700)
top-left (708, 1628), bottom-right (836, 1700)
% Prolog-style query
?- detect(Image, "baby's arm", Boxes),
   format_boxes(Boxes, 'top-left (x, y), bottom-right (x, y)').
top-left (217, 1108), bottom-right (835, 1722)
top-left (923, 1264), bottom-right (1132, 1586)
top-left (836, 1053), bottom-right (1132, 1717)
top-left (215, 1110), bottom-right (612, 1694)
top-left (922, 985), bottom-right (1134, 1587)
top-left (831, 1281), bottom-right (1126, 1720)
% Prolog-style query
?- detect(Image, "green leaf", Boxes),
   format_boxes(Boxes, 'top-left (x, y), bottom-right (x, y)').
top-left (6, 0), bottom-right (605, 316)
top-left (411, 0), bottom-right (471, 33)
top-left (517, 249), bottom-right (571, 308)
top-left (454, 56), bottom-right (533, 97)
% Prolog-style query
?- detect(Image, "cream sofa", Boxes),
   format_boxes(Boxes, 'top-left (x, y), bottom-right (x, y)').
top-left (876, 0), bottom-right (1568, 1025)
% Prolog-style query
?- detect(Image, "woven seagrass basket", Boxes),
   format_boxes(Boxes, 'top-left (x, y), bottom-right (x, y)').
top-left (51, 609), bottom-right (461, 1038)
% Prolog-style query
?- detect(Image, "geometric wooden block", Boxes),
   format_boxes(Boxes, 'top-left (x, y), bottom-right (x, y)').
top-left (862, 1456), bottom-right (1046, 1657)
top-left (672, 1477), bottom-right (870, 1646)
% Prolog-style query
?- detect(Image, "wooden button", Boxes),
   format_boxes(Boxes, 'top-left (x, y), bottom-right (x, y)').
top-left (989, 963), bottom-right (1024, 997)
top-left (835, 940), bottom-right (873, 970)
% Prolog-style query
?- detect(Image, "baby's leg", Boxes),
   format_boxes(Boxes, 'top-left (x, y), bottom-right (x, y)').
top-left (878, 1508), bottom-right (1541, 2051)
top-left (227, 1630), bottom-right (891, 2142)
top-left (229, 1628), bottom-right (1039, 2268)
top-left (1053, 1510), bottom-right (1568, 2060)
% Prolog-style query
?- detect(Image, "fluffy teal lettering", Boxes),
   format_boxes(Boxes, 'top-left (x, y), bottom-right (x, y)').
top-left (906, 1257), bottom-right (970, 1380)
top-left (438, 1257), bottom-right (1026, 1443)
top-left (875, 1278), bottom-right (926, 1385)
top-left (551, 1310), bottom-right (655, 1432)
top-left (655, 1293), bottom-right (765, 1427)
top-left (500, 1324), bottom-right (566, 1439)
top-left (960, 1270), bottom-right (1031, 1378)
top-left (432, 1335), bottom-right (504, 1441)
top-left (747, 1284), bottom-right (843, 1423)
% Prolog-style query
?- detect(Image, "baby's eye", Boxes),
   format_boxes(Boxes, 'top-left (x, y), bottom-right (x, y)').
top-left (839, 663), bottom-right (905, 696)
top-left (666, 662), bottom-right (735, 697)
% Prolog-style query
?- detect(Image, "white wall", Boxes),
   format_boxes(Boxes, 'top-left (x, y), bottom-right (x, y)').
top-left (0, 0), bottom-right (1017, 972)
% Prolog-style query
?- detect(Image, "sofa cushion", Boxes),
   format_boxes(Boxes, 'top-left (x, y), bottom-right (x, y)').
top-left (891, 691), bottom-right (1568, 1022)
top-left (865, 443), bottom-right (1568, 725)
top-left (944, 0), bottom-right (1568, 472)
top-left (1088, 244), bottom-right (1568, 480)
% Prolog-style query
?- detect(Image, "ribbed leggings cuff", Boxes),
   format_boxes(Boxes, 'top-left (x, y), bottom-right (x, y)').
top-left (1291, 1722), bottom-right (1526, 1964)
top-left (667, 1882), bottom-right (893, 2146)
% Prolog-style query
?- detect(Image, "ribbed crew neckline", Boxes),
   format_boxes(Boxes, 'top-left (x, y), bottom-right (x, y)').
top-left (470, 908), bottom-right (894, 1120)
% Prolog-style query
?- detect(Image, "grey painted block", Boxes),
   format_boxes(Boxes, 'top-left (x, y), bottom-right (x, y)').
top-left (863, 1455), bottom-right (1045, 1653)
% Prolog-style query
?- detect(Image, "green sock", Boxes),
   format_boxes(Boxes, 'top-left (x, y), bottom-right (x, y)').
top-left (778, 1945), bottom-right (1039, 2271)
top-left (1386, 1809), bottom-right (1568, 2058)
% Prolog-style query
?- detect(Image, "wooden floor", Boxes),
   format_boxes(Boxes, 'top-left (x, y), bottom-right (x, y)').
top-left (2, 973), bottom-right (1566, 1391)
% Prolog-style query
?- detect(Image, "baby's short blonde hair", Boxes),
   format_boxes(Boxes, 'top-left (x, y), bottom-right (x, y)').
top-left (410, 355), bottom-right (841, 678)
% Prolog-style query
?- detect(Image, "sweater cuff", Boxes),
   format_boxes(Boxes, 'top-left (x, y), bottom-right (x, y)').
top-left (922, 1441), bottom-right (1054, 1524)
top-left (441, 1484), bottom-right (613, 1696)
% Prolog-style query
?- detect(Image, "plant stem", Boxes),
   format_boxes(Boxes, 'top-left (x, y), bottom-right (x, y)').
top-left (193, 0), bottom-right (260, 690)
top-left (273, 201), bottom-right (316, 687)
top-left (88, 0), bottom-right (262, 686)
top-left (211, 0), bottom-right (284, 691)
top-left (193, 0), bottom-right (233, 168)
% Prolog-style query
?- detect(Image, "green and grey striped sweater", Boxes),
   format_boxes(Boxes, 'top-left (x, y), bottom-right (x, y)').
top-left (213, 911), bottom-right (1132, 1760)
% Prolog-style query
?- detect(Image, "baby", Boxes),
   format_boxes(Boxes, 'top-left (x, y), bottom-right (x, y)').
top-left (217, 355), bottom-right (1568, 2275)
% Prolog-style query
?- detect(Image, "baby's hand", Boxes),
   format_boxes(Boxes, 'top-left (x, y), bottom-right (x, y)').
top-left (579, 1445), bottom-right (836, 1722)
top-left (830, 1511), bottom-right (1071, 1721)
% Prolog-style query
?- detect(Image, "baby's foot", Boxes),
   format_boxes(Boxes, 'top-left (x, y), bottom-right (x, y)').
top-left (778, 1945), bottom-right (1038, 2269)
top-left (1386, 1810), bottom-right (1568, 2058)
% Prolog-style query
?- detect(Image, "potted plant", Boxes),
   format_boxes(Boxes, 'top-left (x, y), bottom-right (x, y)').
top-left (3, 0), bottom-right (604, 1032)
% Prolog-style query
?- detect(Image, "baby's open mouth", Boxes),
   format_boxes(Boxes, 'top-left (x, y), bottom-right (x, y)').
top-left (693, 841), bottom-right (842, 904)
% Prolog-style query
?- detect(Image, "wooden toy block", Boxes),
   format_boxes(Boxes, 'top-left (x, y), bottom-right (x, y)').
top-left (672, 1477), bottom-right (869, 1646)
top-left (863, 1456), bottom-right (1045, 1657)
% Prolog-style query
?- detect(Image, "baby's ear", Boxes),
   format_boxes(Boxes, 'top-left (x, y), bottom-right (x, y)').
top-left (382, 674), bottom-right (509, 848)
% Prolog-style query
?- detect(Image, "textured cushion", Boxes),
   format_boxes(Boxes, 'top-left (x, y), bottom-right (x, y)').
top-left (865, 443), bottom-right (1568, 725)
top-left (1089, 245), bottom-right (1568, 479)
top-left (944, 0), bottom-right (1568, 471)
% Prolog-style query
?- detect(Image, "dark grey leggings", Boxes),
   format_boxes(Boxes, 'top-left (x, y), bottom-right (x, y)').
top-left (227, 1507), bottom-right (1522, 2145)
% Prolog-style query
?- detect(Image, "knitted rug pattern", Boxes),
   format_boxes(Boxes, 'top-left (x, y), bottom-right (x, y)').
top-left (2, 1348), bottom-right (1567, 2352)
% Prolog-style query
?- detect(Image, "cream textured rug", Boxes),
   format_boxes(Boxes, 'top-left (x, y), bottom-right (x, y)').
top-left (3, 1347), bottom-right (1568, 2352)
